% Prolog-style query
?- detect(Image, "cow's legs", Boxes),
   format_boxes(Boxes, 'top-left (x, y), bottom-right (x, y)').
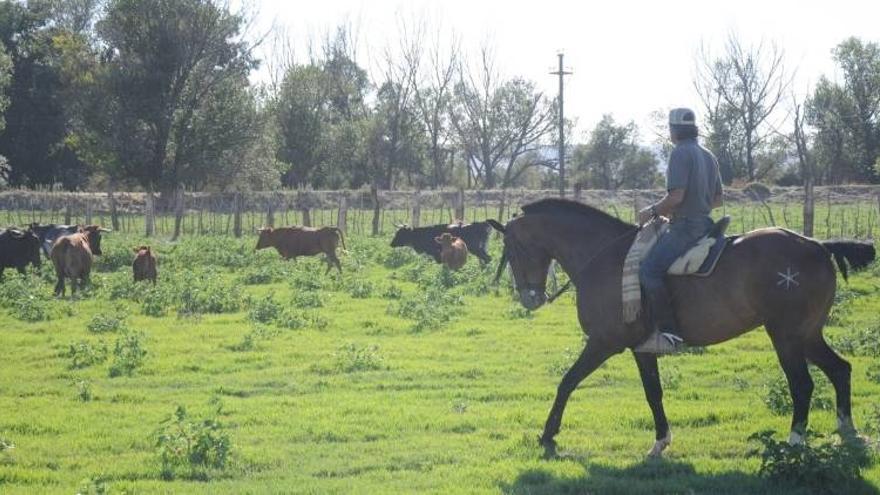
top-left (327, 252), bottom-right (342, 274)
top-left (54, 273), bottom-right (65, 297)
top-left (540, 342), bottom-right (614, 452)
top-left (633, 351), bottom-right (671, 456)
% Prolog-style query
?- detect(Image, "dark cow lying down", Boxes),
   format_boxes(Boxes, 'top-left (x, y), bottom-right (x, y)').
top-left (0, 228), bottom-right (41, 277)
top-left (50, 225), bottom-right (108, 296)
top-left (391, 221), bottom-right (492, 264)
top-left (256, 226), bottom-right (346, 274)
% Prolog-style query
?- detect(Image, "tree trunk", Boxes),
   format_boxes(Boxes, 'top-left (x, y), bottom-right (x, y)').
top-left (172, 186), bottom-right (185, 240)
top-left (145, 191), bottom-right (155, 237)
top-left (233, 192), bottom-right (242, 238)
top-left (411, 190), bottom-right (421, 228)
top-left (108, 187), bottom-right (120, 232)
top-left (337, 194), bottom-right (348, 233)
top-left (803, 177), bottom-right (815, 237)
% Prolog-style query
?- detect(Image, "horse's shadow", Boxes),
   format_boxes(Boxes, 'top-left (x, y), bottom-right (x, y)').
top-left (501, 456), bottom-right (880, 495)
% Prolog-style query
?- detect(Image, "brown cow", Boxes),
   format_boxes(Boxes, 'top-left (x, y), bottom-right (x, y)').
top-left (255, 226), bottom-right (346, 274)
top-left (435, 232), bottom-right (468, 270)
top-left (132, 245), bottom-right (157, 284)
top-left (50, 225), bottom-right (108, 296)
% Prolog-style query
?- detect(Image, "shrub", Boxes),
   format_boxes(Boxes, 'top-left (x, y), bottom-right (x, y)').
top-left (247, 295), bottom-right (281, 324)
top-left (832, 324), bottom-right (880, 357)
top-left (748, 430), bottom-right (873, 493)
top-left (87, 310), bottom-right (127, 333)
top-left (67, 340), bottom-right (108, 369)
top-left (75, 379), bottom-right (93, 402)
top-left (383, 248), bottom-right (417, 269)
top-left (230, 325), bottom-right (278, 352)
top-left (276, 309), bottom-right (307, 330)
top-left (12, 296), bottom-right (50, 322)
top-left (156, 405), bottom-right (231, 480)
top-left (505, 304), bottom-right (532, 320)
top-left (93, 245), bottom-right (134, 273)
top-left (346, 279), bottom-right (374, 299)
top-left (867, 364), bottom-right (880, 384)
top-left (239, 264), bottom-right (283, 285)
top-left (142, 286), bottom-right (171, 317)
top-left (291, 290), bottom-right (323, 309)
top-left (334, 343), bottom-right (385, 372)
top-left (109, 331), bottom-right (147, 377)
top-left (382, 284), bottom-right (403, 300)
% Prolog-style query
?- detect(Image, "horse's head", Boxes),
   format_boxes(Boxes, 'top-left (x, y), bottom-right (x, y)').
top-left (489, 217), bottom-right (553, 311)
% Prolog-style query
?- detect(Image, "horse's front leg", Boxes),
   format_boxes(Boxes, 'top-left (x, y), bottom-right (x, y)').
top-left (540, 343), bottom-right (614, 453)
top-left (633, 351), bottom-right (671, 457)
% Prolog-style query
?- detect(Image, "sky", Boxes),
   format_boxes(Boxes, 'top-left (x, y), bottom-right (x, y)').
top-left (247, 0), bottom-right (878, 139)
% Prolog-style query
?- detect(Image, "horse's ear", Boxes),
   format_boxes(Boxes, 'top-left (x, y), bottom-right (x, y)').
top-left (486, 219), bottom-right (506, 234)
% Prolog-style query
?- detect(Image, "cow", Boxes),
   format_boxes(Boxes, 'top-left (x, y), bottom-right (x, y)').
top-left (435, 233), bottom-right (468, 270)
top-left (132, 245), bottom-right (157, 284)
top-left (0, 228), bottom-right (42, 277)
top-left (390, 221), bottom-right (492, 264)
top-left (29, 223), bottom-right (79, 258)
top-left (255, 226), bottom-right (346, 274)
top-left (49, 225), bottom-right (109, 296)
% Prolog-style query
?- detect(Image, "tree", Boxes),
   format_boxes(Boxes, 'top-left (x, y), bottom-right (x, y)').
top-left (93, 0), bottom-right (258, 191)
top-left (450, 47), bottom-right (554, 189)
top-left (808, 77), bottom-right (860, 183)
top-left (275, 64), bottom-right (328, 187)
top-left (572, 115), bottom-right (660, 190)
top-left (695, 35), bottom-right (790, 181)
top-left (831, 37), bottom-right (880, 180)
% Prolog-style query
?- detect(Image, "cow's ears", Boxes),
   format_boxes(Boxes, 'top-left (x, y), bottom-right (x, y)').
top-left (487, 219), bottom-right (506, 234)
top-left (434, 236), bottom-right (442, 243)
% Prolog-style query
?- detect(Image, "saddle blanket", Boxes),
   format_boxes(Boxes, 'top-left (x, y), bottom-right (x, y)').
top-left (621, 217), bottom-right (728, 323)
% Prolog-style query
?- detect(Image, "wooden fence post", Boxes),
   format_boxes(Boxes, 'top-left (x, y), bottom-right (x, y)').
top-left (337, 194), bottom-right (348, 233)
top-left (266, 194), bottom-right (275, 228)
top-left (371, 183), bottom-right (380, 236)
top-left (145, 192), bottom-right (155, 237)
top-left (233, 192), bottom-right (242, 238)
top-left (64, 199), bottom-right (72, 225)
top-left (411, 191), bottom-right (421, 228)
top-left (455, 187), bottom-right (465, 222)
top-left (108, 189), bottom-right (120, 232)
top-left (85, 199), bottom-right (93, 225)
top-left (173, 186), bottom-right (185, 240)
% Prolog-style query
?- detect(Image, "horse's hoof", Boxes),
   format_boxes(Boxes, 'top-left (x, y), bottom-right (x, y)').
top-left (647, 432), bottom-right (671, 458)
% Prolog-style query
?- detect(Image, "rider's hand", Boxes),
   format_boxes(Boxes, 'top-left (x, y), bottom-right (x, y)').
top-left (638, 206), bottom-right (655, 225)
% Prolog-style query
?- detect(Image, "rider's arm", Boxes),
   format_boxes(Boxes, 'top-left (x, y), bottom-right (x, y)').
top-left (654, 189), bottom-right (685, 217)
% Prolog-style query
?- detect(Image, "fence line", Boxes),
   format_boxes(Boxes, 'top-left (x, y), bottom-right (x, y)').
top-left (2, 186), bottom-right (879, 239)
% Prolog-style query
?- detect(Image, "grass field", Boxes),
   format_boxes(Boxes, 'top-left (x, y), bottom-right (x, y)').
top-left (1, 221), bottom-right (879, 494)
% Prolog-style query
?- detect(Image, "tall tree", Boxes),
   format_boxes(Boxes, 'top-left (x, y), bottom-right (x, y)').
top-left (831, 37), bottom-right (880, 179)
top-left (93, 0), bottom-right (258, 191)
top-left (572, 114), bottom-right (659, 190)
top-left (695, 35), bottom-right (790, 181)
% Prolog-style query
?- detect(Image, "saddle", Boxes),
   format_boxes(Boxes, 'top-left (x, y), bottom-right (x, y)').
top-left (667, 216), bottom-right (731, 277)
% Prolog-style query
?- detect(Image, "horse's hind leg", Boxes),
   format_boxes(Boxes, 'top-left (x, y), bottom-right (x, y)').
top-left (806, 337), bottom-right (856, 436)
top-left (768, 328), bottom-right (814, 444)
top-left (633, 352), bottom-right (670, 457)
top-left (540, 343), bottom-right (614, 453)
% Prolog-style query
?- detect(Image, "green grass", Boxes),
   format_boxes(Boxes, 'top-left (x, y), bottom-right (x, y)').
top-left (0, 228), bottom-right (879, 494)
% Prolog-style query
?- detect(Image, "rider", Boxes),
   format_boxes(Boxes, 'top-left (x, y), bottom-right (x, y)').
top-left (634, 108), bottom-right (723, 354)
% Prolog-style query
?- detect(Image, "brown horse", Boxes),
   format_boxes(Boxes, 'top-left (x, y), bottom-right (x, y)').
top-left (489, 198), bottom-right (875, 457)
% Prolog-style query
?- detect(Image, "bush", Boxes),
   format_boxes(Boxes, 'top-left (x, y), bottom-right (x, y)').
top-left (176, 271), bottom-right (243, 315)
top-left (247, 295), bottom-right (281, 324)
top-left (276, 309), bottom-right (307, 330)
top-left (505, 304), bottom-right (532, 320)
top-left (93, 245), bottom-right (134, 273)
top-left (382, 284), bottom-right (403, 300)
top-left (12, 296), bottom-right (50, 322)
top-left (748, 430), bottom-right (873, 493)
top-left (87, 310), bottom-right (127, 333)
top-left (75, 379), bottom-right (93, 402)
top-left (291, 290), bottom-right (323, 309)
top-left (346, 279), bottom-right (374, 299)
top-left (239, 264), bottom-right (284, 285)
top-left (334, 343), bottom-right (385, 372)
top-left (832, 324), bottom-right (880, 357)
top-left (142, 286), bottom-right (171, 317)
top-left (156, 405), bottom-right (231, 480)
top-left (391, 288), bottom-right (461, 333)
top-left (67, 340), bottom-right (108, 369)
top-left (230, 325), bottom-right (278, 352)
top-left (109, 331), bottom-right (147, 377)
top-left (383, 248), bottom-right (418, 268)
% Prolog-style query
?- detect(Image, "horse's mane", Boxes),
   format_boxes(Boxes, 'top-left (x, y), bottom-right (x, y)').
top-left (520, 198), bottom-right (634, 231)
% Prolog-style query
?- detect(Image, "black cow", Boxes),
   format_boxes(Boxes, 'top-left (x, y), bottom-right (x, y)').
top-left (0, 228), bottom-right (42, 277)
top-left (390, 221), bottom-right (492, 264)
top-left (30, 223), bottom-right (79, 258)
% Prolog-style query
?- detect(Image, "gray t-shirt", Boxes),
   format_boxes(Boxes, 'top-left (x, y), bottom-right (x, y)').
top-left (666, 138), bottom-right (722, 218)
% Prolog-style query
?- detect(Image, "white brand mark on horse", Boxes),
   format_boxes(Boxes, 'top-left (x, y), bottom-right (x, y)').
top-left (777, 267), bottom-right (800, 290)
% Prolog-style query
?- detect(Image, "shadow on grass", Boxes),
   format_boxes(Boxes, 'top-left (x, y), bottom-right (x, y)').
top-left (501, 457), bottom-right (880, 495)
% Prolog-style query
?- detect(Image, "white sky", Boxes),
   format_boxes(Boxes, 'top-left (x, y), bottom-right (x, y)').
top-left (249, 0), bottom-right (878, 139)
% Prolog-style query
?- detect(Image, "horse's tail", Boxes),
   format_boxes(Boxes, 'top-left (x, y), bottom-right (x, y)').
top-left (331, 227), bottom-right (347, 252)
top-left (822, 240), bottom-right (875, 282)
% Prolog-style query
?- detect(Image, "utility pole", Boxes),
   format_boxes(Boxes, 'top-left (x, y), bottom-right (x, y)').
top-left (550, 52), bottom-right (572, 197)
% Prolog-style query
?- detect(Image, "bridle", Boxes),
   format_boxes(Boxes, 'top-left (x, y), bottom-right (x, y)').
top-left (494, 222), bottom-right (639, 305)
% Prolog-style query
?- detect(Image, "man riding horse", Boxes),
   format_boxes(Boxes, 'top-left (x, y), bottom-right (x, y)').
top-left (635, 108), bottom-right (724, 354)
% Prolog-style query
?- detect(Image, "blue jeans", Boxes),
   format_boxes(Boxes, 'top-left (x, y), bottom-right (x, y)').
top-left (639, 216), bottom-right (714, 291)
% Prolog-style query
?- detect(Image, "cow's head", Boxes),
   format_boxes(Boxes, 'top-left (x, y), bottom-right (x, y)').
top-left (434, 232), bottom-right (456, 248)
top-left (11, 228), bottom-right (42, 268)
top-left (80, 225), bottom-right (110, 255)
top-left (133, 245), bottom-right (151, 256)
top-left (390, 225), bottom-right (412, 247)
top-left (28, 222), bottom-right (51, 241)
top-left (255, 228), bottom-right (274, 250)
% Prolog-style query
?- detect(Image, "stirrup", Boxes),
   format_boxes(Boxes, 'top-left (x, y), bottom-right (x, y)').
top-left (634, 331), bottom-right (684, 354)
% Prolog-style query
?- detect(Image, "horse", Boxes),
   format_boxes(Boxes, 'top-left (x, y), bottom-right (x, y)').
top-left (488, 198), bottom-right (875, 457)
